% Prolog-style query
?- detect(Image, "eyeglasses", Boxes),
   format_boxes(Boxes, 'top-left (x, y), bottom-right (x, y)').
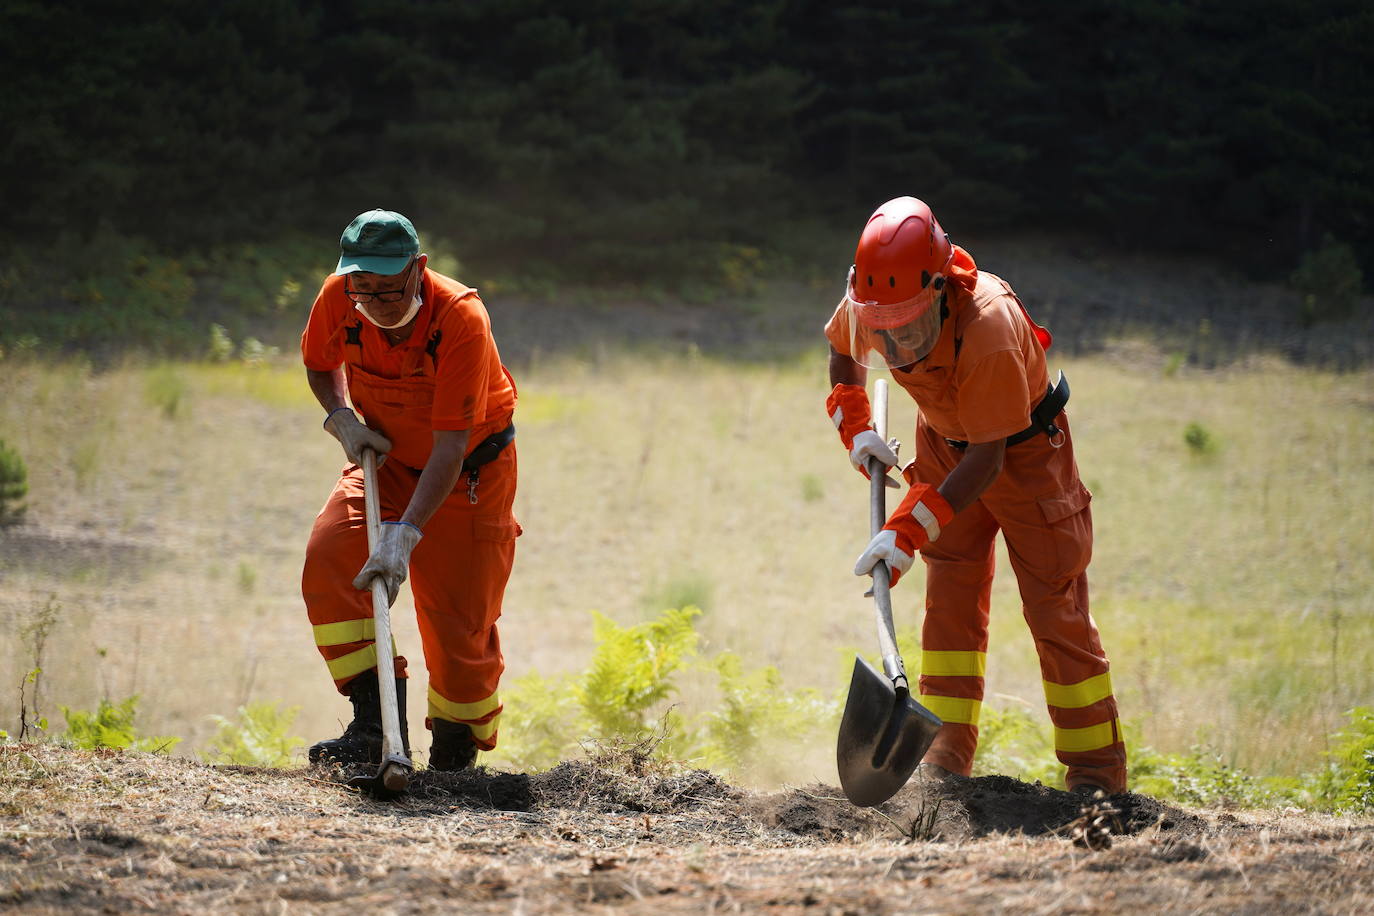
top-left (344, 260), bottom-right (414, 304)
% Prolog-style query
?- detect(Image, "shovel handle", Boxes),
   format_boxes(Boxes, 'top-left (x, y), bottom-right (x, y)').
top-left (867, 380), bottom-right (908, 689)
top-left (360, 449), bottom-right (408, 770)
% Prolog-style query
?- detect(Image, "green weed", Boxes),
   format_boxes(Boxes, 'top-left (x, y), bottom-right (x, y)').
top-left (202, 701), bottom-right (303, 767)
top-left (60, 696), bottom-right (181, 754)
top-left (1183, 421), bottom-right (1217, 456)
top-left (207, 324), bottom-right (235, 362)
top-left (0, 437), bottom-right (27, 526)
top-left (1304, 707), bottom-right (1374, 813)
top-left (800, 473), bottom-right (824, 503)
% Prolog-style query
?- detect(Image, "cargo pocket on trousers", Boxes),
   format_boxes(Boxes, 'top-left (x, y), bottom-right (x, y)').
top-left (466, 515), bottom-right (520, 633)
top-left (1036, 482), bottom-right (1093, 577)
top-left (473, 515), bottom-right (521, 542)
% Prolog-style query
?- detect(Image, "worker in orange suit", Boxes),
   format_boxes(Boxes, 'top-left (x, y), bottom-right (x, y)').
top-left (300, 209), bottom-right (520, 771)
top-left (825, 197), bottom-right (1126, 795)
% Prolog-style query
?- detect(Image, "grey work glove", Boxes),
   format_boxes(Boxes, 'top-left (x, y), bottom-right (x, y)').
top-left (323, 407), bottom-right (393, 466)
top-left (353, 521), bottom-right (423, 607)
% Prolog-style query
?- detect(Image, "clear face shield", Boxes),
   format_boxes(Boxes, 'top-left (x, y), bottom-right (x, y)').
top-left (840, 266), bottom-right (945, 369)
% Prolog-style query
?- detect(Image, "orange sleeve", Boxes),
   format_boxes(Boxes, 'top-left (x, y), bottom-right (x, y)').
top-left (955, 349), bottom-right (1033, 443)
top-left (301, 276), bottom-right (349, 372)
top-left (430, 295), bottom-right (493, 431)
top-left (823, 300), bottom-right (853, 356)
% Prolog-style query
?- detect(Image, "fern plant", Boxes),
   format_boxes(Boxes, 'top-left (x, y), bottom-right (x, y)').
top-left (578, 607), bottom-right (700, 738)
top-left (202, 701), bottom-right (303, 767)
top-left (60, 696), bottom-right (181, 753)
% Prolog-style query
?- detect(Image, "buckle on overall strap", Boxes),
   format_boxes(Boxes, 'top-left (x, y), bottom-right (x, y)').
top-left (944, 371), bottom-right (1070, 451)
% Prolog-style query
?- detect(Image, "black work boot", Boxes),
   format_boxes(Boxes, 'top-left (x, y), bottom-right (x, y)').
top-left (308, 670), bottom-right (410, 766)
top-left (428, 718), bottom-right (478, 771)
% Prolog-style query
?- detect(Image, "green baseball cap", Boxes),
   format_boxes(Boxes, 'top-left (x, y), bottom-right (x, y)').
top-left (335, 209), bottom-right (419, 275)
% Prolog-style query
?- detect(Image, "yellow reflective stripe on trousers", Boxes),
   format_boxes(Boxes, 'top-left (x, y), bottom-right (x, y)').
top-left (427, 686), bottom-right (501, 723)
top-left (1042, 672), bottom-right (1114, 709)
top-left (920, 695), bottom-right (981, 726)
top-left (314, 618), bottom-right (376, 647)
top-left (326, 644), bottom-right (378, 680)
top-left (1054, 718), bottom-right (1120, 753)
top-left (468, 717), bottom-right (499, 742)
top-left (921, 650), bottom-right (987, 678)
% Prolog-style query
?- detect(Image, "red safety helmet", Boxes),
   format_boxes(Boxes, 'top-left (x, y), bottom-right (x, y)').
top-left (841, 197), bottom-right (953, 368)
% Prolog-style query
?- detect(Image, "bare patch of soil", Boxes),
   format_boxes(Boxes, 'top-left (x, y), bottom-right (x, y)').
top-left (3, 745), bottom-right (1371, 914)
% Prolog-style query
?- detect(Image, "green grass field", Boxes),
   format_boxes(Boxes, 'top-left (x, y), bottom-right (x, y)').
top-left (1, 345), bottom-right (1370, 789)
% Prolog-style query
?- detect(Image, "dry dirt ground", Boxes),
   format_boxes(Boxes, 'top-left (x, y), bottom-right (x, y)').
top-left (2, 746), bottom-right (1371, 914)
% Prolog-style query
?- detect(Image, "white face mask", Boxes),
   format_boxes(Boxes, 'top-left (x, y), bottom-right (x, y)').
top-left (355, 294), bottom-right (422, 330)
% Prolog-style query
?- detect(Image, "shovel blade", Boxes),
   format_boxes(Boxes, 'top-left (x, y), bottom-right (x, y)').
top-left (837, 655), bottom-right (942, 807)
top-left (346, 754), bottom-right (413, 799)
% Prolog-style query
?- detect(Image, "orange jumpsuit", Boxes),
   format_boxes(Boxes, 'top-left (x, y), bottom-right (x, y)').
top-left (300, 269), bottom-right (520, 750)
top-left (826, 248), bottom-right (1127, 793)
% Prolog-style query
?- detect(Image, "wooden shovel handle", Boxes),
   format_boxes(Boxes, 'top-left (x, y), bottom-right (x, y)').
top-left (867, 380), bottom-right (906, 687)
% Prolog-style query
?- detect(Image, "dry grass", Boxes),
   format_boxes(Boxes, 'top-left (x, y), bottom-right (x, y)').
top-left (1, 745), bottom-right (1371, 914)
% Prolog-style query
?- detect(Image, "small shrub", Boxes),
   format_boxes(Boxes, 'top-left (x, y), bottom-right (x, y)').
top-left (239, 337), bottom-right (280, 366)
top-left (696, 652), bottom-right (837, 774)
top-left (1183, 421), bottom-right (1217, 456)
top-left (208, 324), bottom-right (235, 362)
top-left (800, 473), bottom-right (824, 503)
top-left (203, 701), bottom-right (303, 767)
top-left (0, 438), bottom-right (28, 526)
top-left (580, 607), bottom-right (701, 738)
top-left (1304, 707), bottom-right (1374, 813)
top-left (60, 696), bottom-right (181, 754)
top-left (1128, 742), bottom-right (1275, 808)
top-left (1291, 235), bottom-right (1365, 326)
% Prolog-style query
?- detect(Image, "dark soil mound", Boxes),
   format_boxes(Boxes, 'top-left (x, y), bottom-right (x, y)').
top-left (751, 773), bottom-right (1206, 843)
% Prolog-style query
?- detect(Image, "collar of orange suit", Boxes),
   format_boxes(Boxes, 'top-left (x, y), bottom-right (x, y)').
top-left (946, 244), bottom-right (979, 293)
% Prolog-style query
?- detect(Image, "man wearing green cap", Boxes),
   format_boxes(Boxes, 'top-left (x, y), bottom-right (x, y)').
top-left (300, 209), bottom-right (521, 771)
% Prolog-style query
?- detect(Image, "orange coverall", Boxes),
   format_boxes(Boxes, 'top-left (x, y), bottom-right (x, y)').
top-left (826, 248), bottom-right (1127, 793)
top-left (300, 269), bottom-right (519, 750)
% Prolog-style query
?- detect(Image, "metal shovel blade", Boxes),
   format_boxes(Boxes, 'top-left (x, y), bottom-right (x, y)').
top-left (346, 753), bottom-right (413, 799)
top-left (837, 655), bottom-right (943, 807)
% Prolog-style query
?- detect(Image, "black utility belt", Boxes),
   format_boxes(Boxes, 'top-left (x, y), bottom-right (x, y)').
top-left (945, 371), bottom-right (1069, 451)
top-left (395, 422), bottom-right (516, 476)
top-left (462, 422), bottom-right (515, 472)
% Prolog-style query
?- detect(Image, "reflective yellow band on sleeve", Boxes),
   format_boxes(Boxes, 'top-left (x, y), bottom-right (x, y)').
top-left (1043, 672), bottom-right (1114, 709)
top-left (921, 650), bottom-right (987, 678)
top-left (326, 644), bottom-right (378, 681)
top-left (314, 618), bottom-right (375, 647)
top-left (427, 687), bottom-right (501, 723)
top-left (1054, 718), bottom-right (1121, 753)
top-left (920, 694), bottom-right (981, 726)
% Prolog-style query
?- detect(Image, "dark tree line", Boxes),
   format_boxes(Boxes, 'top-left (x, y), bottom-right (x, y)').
top-left (2, 0), bottom-right (1369, 286)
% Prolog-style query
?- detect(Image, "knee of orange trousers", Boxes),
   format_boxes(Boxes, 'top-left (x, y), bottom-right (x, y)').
top-left (921, 556), bottom-right (995, 651)
top-left (922, 724), bottom-right (978, 777)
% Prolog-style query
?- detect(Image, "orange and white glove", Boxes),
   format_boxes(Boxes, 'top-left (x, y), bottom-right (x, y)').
top-left (854, 483), bottom-right (955, 587)
top-left (826, 384), bottom-right (899, 487)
